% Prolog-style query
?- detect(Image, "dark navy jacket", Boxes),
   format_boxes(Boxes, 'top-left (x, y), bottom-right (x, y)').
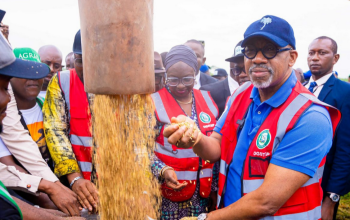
top-left (200, 78), bottom-right (230, 117)
top-left (320, 74), bottom-right (350, 196)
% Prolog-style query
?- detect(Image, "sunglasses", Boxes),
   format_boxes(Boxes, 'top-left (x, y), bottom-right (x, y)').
top-left (74, 58), bottom-right (83, 64)
top-left (230, 67), bottom-right (246, 76)
top-left (242, 43), bottom-right (293, 59)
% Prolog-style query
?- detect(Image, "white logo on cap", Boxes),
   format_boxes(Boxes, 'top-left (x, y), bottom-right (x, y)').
top-left (235, 46), bottom-right (243, 56)
top-left (260, 17), bottom-right (272, 30)
top-left (214, 70), bottom-right (218, 76)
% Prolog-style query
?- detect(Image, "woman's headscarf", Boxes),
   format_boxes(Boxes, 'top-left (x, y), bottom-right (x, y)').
top-left (164, 45), bottom-right (198, 73)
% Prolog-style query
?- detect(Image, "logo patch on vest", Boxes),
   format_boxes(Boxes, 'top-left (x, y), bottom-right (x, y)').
top-left (256, 129), bottom-right (271, 149)
top-left (199, 112), bottom-right (211, 123)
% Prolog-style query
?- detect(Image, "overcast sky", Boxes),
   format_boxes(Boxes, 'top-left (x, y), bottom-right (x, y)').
top-left (2, 0), bottom-right (350, 78)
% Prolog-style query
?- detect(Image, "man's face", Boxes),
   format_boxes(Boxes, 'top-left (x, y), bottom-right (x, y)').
top-left (307, 39), bottom-right (339, 77)
top-left (0, 75), bottom-right (12, 133)
top-left (155, 72), bottom-right (165, 92)
top-left (74, 54), bottom-right (84, 83)
top-left (0, 23), bottom-right (9, 39)
top-left (39, 48), bottom-right (62, 91)
top-left (10, 78), bottom-right (43, 102)
top-left (184, 42), bottom-right (205, 75)
top-left (65, 57), bottom-right (71, 70)
top-left (244, 38), bottom-right (296, 89)
top-left (230, 58), bottom-right (250, 86)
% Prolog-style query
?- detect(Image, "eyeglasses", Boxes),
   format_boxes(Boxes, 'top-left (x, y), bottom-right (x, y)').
top-left (74, 58), bottom-right (83, 64)
top-left (230, 67), bottom-right (246, 76)
top-left (166, 76), bottom-right (195, 87)
top-left (242, 43), bottom-right (293, 59)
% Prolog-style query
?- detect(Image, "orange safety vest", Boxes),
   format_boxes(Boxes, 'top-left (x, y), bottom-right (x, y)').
top-left (151, 88), bottom-right (218, 202)
top-left (58, 69), bottom-right (92, 180)
top-left (217, 81), bottom-right (341, 219)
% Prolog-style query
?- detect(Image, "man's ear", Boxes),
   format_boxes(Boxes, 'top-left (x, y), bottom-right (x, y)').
top-left (333, 54), bottom-right (340, 65)
top-left (288, 50), bottom-right (298, 67)
top-left (202, 57), bottom-right (207, 65)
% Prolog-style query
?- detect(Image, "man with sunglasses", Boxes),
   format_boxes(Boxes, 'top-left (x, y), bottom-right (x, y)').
top-left (200, 40), bottom-right (249, 117)
top-left (43, 30), bottom-right (98, 213)
top-left (164, 15), bottom-right (340, 220)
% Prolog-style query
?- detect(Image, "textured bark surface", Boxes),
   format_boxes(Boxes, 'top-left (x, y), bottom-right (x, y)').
top-left (78, 0), bottom-right (155, 95)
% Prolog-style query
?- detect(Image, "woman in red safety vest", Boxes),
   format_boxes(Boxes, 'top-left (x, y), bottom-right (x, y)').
top-left (151, 44), bottom-right (219, 220)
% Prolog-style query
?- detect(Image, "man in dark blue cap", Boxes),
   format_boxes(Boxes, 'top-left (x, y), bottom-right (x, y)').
top-left (201, 40), bottom-right (249, 117)
top-left (211, 68), bottom-right (228, 81)
top-left (43, 30), bottom-right (98, 213)
top-left (163, 15), bottom-right (340, 220)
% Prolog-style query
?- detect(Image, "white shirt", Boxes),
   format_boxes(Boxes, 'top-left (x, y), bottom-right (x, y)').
top-left (19, 103), bottom-right (43, 126)
top-left (0, 138), bottom-right (11, 158)
top-left (194, 72), bottom-right (201, 89)
top-left (38, 91), bottom-right (46, 99)
top-left (305, 72), bottom-right (333, 98)
top-left (228, 76), bottom-right (239, 95)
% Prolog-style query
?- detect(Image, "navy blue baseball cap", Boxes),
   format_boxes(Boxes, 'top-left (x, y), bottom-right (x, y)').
top-left (73, 30), bottom-right (82, 55)
top-left (0, 32), bottom-right (49, 79)
top-left (242, 15), bottom-right (296, 49)
top-left (212, 68), bottom-right (228, 77)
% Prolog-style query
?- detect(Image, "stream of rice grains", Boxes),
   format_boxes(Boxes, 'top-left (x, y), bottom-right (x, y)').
top-left (92, 94), bottom-right (161, 220)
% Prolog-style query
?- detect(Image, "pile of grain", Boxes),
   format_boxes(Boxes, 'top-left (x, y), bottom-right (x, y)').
top-left (92, 94), bottom-right (161, 220)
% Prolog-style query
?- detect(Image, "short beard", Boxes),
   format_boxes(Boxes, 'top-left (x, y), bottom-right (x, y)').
top-left (249, 64), bottom-right (274, 89)
top-left (310, 69), bottom-right (322, 76)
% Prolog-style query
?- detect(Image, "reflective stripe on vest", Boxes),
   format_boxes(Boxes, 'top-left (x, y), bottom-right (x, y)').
top-left (151, 92), bottom-right (170, 124)
top-left (242, 164), bottom-right (323, 194)
top-left (155, 142), bottom-right (196, 159)
top-left (260, 206), bottom-right (321, 220)
top-left (58, 70), bottom-right (93, 178)
top-left (272, 94), bottom-right (309, 154)
top-left (200, 90), bottom-right (218, 118)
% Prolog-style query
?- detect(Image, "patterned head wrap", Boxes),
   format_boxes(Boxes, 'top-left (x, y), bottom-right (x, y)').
top-left (165, 45), bottom-right (198, 73)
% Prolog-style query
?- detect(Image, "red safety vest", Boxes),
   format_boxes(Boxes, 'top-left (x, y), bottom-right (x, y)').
top-left (58, 69), bottom-right (92, 180)
top-left (217, 81), bottom-right (341, 219)
top-left (151, 88), bottom-right (218, 202)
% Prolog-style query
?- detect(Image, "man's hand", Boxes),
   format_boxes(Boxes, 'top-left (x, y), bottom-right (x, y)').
top-left (163, 169), bottom-right (188, 190)
top-left (322, 196), bottom-right (336, 220)
top-left (71, 178), bottom-right (99, 212)
top-left (40, 179), bottom-right (80, 216)
top-left (163, 115), bottom-right (202, 149)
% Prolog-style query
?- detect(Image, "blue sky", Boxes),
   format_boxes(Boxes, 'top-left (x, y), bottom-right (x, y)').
top-left (2, 0), bottom-right (350, 78)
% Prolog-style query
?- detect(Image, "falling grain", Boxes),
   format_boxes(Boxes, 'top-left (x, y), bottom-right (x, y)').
top-left (92, 94), bottom-right (161, 220)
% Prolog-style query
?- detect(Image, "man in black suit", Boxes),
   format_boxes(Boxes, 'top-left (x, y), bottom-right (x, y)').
top-left (306, 36), bottom-right (350, 220)
top-left (200, 40), bottom-right (250, 117)
top-left (184, 40), bottom-right (217, 89)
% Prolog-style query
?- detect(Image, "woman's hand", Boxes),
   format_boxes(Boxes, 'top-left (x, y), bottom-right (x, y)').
top-left (163, 115), bottom-right (202, 149)
top-left (163, 169), bottom-right (188, 190)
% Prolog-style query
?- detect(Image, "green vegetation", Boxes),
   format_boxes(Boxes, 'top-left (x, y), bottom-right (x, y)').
top-left (337, 193), bottom-right (350, 219)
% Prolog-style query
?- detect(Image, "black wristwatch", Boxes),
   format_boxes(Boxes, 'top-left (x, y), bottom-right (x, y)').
top-left (327, 192), bottom-right (340, 202)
